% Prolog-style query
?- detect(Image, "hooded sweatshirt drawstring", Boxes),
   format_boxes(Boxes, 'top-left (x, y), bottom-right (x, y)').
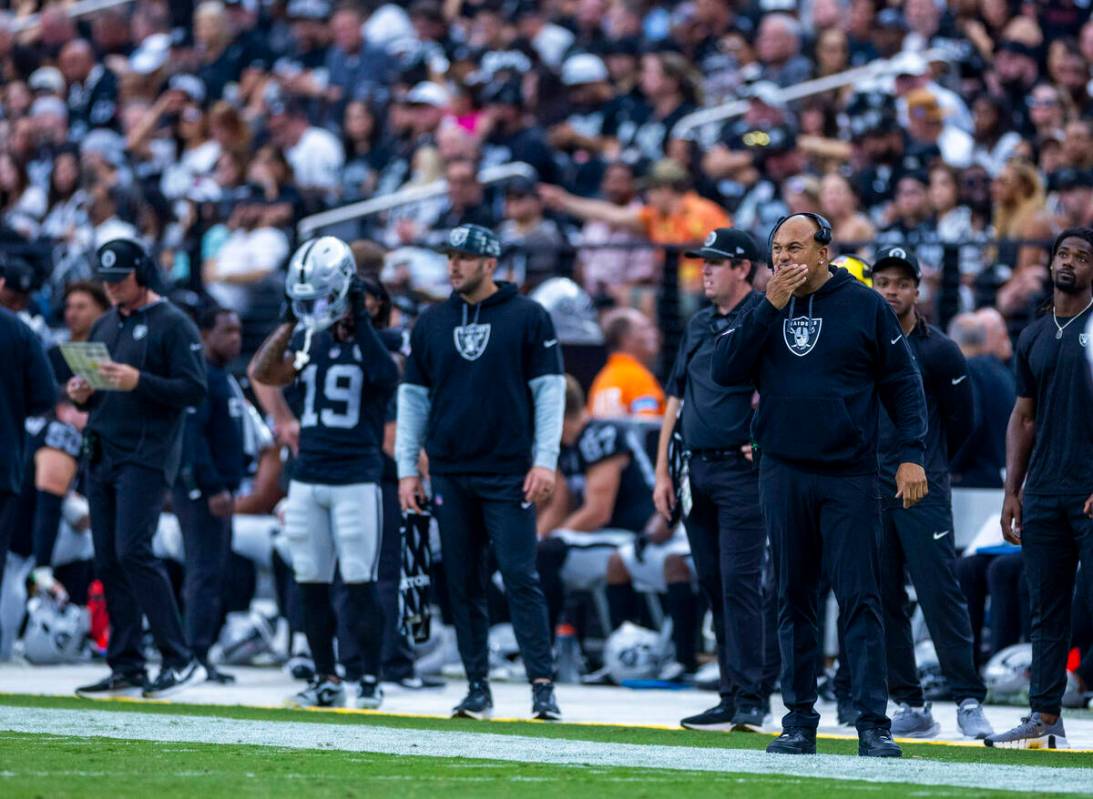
top-left (787, 295), bottom-right (816, 322)
top-left (461, 302), bottom-right (483, 328)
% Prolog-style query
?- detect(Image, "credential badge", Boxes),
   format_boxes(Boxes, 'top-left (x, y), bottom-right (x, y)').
top-left (783, 316), bottom-right (822, 356)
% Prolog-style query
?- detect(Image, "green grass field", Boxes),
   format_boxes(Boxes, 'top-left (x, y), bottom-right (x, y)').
top-left (0, 694), bottom-right (1090, 798)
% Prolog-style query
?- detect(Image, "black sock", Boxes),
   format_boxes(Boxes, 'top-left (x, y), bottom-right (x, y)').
top-left (32, 490), bottom-right (64, 567)
top-left (606, 583), bottom-right (637, 630)
top-left (344, 581), bottom-right (385, 680)
top-left (666, 582), bottom-right (699, 672)
top-left (298, 582), bottom-right (337, 678)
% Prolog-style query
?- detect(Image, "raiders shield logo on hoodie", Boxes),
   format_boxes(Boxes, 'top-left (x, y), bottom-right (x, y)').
top-left (784, 316), bottom-right (822, 356)
top-left (454, 323), bottom-right (491, 361)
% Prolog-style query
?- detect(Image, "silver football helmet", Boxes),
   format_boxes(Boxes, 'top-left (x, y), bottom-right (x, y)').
top-left (285, 236), bottom-right (355, 332)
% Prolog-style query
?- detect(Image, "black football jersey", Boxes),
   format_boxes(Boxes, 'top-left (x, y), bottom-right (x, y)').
top-left (560, 420), bottom-right (656, 534)
top-left (290, 328), bottom-right (394, 485)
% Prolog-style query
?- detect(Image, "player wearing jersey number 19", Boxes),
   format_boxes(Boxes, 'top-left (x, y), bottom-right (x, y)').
top-left (249, 236), bottom-right (399, 711)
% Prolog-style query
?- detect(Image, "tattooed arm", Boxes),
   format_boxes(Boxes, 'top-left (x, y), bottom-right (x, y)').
top-left (248, 323), bottom-right (298, 388)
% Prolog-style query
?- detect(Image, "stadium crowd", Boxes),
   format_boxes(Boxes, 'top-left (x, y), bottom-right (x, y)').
top-left (0, 0), bottom-right (1092, 741)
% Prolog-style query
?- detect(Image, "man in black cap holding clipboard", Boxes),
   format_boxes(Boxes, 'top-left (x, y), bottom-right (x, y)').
top-left (653, 227), bottom-right (775, 732)
top-left (66, 238), bottom-right (208, 699)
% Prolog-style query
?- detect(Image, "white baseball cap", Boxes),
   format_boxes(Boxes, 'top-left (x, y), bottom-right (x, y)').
top-left (406, 81), bottom-right (450, 108)
top-left (561, 53), bottom-right (609, 86)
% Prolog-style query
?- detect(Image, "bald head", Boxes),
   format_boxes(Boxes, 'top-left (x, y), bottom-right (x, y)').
top-left (771, 215), bottom-right (829, 288)
top-left (59, 39), bottom-right (95, 84)
top-left (975, 307), bottom-right (1013, 363)
top-left (947, 313), bottom-right (986, 356)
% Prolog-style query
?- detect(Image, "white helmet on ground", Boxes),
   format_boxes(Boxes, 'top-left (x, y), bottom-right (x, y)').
top-left (22, 595), bottom-right (91, 664)
top-left (983, 643), bottom-right (1032, 704)
top-left (603, 622), bottom-right (668, 683)
top-left (286, 236), bottom-right (355, 332)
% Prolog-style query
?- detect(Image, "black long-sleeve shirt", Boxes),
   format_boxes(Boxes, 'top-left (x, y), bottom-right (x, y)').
top-left (0, 308), bottom-right (56, 494)
top-left (179, 359), bottom-right (246, 495)
top-left (83, 300), bottom-right (207, 484)
top-left (878, 319), bottom-right (973, 505)
top-left (950, 355), bottom-right (1015, 489)
top-left (712, 267), bottom-right (927, 476)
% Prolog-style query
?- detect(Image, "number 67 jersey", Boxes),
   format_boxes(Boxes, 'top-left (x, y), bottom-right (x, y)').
top-left (290, 326), bottom-right (396, 486)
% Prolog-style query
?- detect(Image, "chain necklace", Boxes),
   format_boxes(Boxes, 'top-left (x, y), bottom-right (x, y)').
top-left (1053, 296), bottom-right (1093, 340)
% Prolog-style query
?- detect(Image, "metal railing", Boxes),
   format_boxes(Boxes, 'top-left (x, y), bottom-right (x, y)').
top-left (672, 48), bottom-right (946, 147)
top-left (297, 162), bottom-right (538, 239)
top-left (10, 0), bottom-right (137, 32)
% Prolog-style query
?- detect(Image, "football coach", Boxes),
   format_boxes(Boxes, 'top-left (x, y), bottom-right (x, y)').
top-left (68, 239), bottom-right (208, 699)
top-left (713, 214), bottom-right (928, 758)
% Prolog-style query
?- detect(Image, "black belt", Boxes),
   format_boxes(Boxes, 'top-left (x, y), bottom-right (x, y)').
top-left (689, 447), bottom-right (748, 462)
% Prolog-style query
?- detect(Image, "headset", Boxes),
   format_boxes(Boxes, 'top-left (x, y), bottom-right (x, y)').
top-left (766, 212), bottom-right (833, 269)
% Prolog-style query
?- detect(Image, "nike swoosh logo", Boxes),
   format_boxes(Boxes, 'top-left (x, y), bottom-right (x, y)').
top-left (521, 501), bottom-right (534, 510)
top-left (890, 335), bottom-right (902, 345)
top-left (952, 375), bottom-right (967, 385)
top-left (719, 328), bottom-right (736, 339)
top-left (933, 530), bottom-right (950, 540)
top-left (190, 343), bottom-right (203, 351)
top-left (544, 339), bottom-right (558, 348)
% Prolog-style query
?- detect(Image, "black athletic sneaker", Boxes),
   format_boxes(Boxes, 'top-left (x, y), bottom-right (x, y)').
top-left (288, 677), bottom-right (347, 708)
top-left (766, 727), bottom-right (817, 755)
top-left (356, 677), bottom-right (384, 710)
top-left (681, 700), bottom-right (736, 731)
top-left (858, 728), bottom-right (902, 758)
top-left (532, 682), bottom-right (562, 721)
top-left (452, 680), bottom-right (493, 720)
top-left (143, 661), bottom-right (207, 699)
top-left (731, 705), bottom-right (767, 732)
top-left (204, 664), bottom-right (236, 685)
top-left (76, 672), bottom-right (147, 699)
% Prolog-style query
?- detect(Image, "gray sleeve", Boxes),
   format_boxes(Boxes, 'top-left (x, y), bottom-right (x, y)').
top-left (529, 374), bottom-right (566, 471)
top-left (395, 383), bottom-right (431, 479)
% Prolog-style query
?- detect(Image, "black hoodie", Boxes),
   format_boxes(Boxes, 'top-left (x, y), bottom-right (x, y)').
top-left (404, 282), bottom-right (562, 476)
top-left (712, 267), bottom-right (927, 476)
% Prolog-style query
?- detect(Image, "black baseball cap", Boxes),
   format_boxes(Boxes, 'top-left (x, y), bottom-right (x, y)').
top-left (685, 228), bottom-right (760, 262)
top-left (95, 238), bottom-right (147, 283)
top-left (0, 256), bottom-right (36, 294)
top-left (444, 224), bottom-right (502, 258)
top-left (1054, 168), bottom-right (1093, 192)
top-left (872, 245), bottom-right (921, 282)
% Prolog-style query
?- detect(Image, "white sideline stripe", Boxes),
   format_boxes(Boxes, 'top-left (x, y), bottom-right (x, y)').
top-left (1, 706), bottom-right (1091, 794)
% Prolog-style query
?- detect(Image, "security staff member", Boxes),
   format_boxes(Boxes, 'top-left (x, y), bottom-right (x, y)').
top-left (174, 306), bottom-right (246, 685)
top-left (396, 224), bottom-right (566, 721)
top-left (68, 239), bottom-right (208, 699)
top-left (714, 214), bottom-right (928, 758)
top-left (653, 228), bottom-right (775, 732)
top-left (0, 270), bottom-right (56, 585)
top-left (987, 227), bottom-right (1093, 749)
top-left (870, 246), bottom-right (993, 740)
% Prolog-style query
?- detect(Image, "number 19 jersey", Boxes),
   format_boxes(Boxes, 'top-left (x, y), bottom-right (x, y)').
top-left (291, 328), bottom-right (395, 485)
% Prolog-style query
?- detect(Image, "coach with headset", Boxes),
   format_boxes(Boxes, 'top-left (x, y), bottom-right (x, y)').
top-left (67, 239), bottom-right (208, 699)
top-left (713, 214), bottom-right (928, 759)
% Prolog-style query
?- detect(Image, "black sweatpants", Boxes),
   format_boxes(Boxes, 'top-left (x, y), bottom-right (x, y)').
top-left (1021, 492), bottom-right (1093, 716)
top-left (170, 486), bottom-right (232, 663)
top-left (431, 473), bottom-right (554, 683)
top-left (684, 454), bottom-right (770, 710)
top-left (89, 460), bottom-right (191, 675)
top-left (759, 460), bottom-right (889, 733)
top-left (879, 501), bottom-right (986, 706)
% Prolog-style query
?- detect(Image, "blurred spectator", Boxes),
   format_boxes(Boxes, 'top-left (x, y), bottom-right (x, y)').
top-left (572, 161), bottom-right (658, 307)
top-left (59, 39), bottom-right (119, 139)
top-left (1053, 169), bottom-right (1093, 230)
top-left (877, 173), bottom-right (942, 268)
top-left (929, 163), bottom-right (986, 284)
top-left (542, 158), bottom-right (730, 297)
top-left (990, 159), bottom-right (1054, 278)
top-left (497, 177), bottom-right (565, 291)
top-left (268, 96), bottom-right (345, 197)
top-left (891, 50), bottom-right (973, 135)
top-left (820, 173), bottom-right (875, 248)
top-left (0, 151), bottom-right (46, 239)
top-left (627, 51), bottom-right (700, 164)
top-left (587, 308), bottom-right (665, 419)
top-left (755, 13), bottom-right (811, 87)
top-left (969, 93), bottom-right (1022, 176)
top-left (948, 311), bottom-right (1016, 489)
top-left (202, 189), bottom-right (290, 314)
